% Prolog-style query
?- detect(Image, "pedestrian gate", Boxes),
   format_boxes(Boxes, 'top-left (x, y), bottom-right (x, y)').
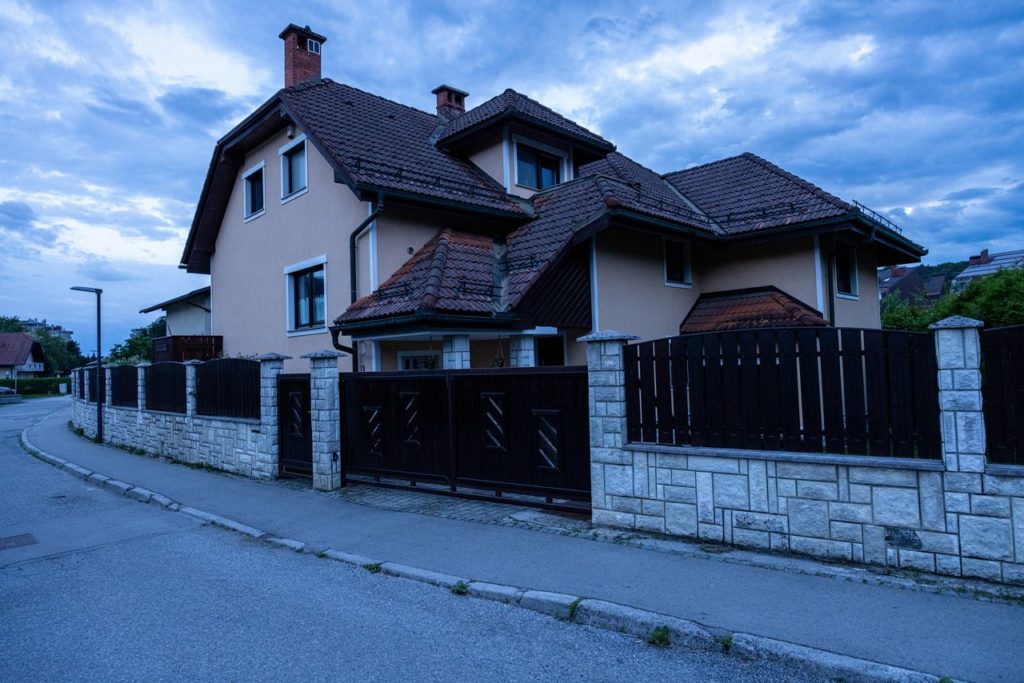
top-left (341, 366), bottom-right (591, 507)
top-left (277, 374), bottom-right (312, 477)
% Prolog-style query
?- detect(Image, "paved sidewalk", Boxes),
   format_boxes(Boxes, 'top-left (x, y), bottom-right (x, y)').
top-left (23, 402), bottom-right (1024, 682)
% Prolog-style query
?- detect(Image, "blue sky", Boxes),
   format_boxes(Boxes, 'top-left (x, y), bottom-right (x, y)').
top-left (0, 0), bottom-right (1021, 355)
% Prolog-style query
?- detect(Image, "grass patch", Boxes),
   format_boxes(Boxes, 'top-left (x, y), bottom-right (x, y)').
top-left (567, 597), bottom-right (583, 620)
top-left (451, 580), bottom-right (469, 596)
top-left (648, 625), bottom-right (670, 647)
top-left (720, 634), bottom-right (733, 654)
top-left (362, 562), bottom-right (382, 574)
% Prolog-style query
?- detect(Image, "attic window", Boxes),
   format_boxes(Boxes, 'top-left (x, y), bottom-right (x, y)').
top-left (279, 134), bottom-right (308, 202)
top-left (307, 39), bottom-right (321, 54)
top-left (516, 144), bottom-right (562, 191)
top-left (664, 239), bottom-right (692, 287)
top-left (242, 162), bottom-right (265, 221)
top-left (834, 244), bottom-right (859, 298)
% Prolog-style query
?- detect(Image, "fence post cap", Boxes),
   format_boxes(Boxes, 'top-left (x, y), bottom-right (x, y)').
top-left (182, 359), bottom-right (204, 365)
top-left (300, 350), bottom-right (346, 359)
top-left (928, 316), bottom-right (984, 330)
top-left (256, 352), bottom-right (292, 361)
top-left (134, 361), bottom-right (152, 368)
top-left (576, 330), bottom-right (640, 343)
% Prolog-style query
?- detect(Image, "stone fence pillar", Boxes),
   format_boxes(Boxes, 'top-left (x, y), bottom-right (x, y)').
top-left (929, 316), bottom-right (985, 473)
top-left (104, 367), bottom-right (112, 407)
top-left (303, 350), bottom-right (343, 491)
top-left (579, 331), bottom-right (638, 519)
top-left (136, 362), bottom-right (149, 412)
top-left (442, 335), bottom-right (471, 369)
top-left (256, 353), bottom-right (289, 480)
top-left (509, 335), bottom-right (536, 368)
top-left (184, 360), bottom-right (201, 417)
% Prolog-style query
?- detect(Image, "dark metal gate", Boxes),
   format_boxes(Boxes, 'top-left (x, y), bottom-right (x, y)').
top-left (278, 373), bottom-right (312, 477)
top-left (342, 366), bottom-right (590, 508)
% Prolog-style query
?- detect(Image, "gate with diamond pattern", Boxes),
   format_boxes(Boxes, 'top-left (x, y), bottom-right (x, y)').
top-left (278, 373), bottom-right (313, 477)
top-left (341, 366), bottom-right (590, 506)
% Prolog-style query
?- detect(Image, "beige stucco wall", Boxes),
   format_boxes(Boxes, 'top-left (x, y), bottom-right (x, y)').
top-left (376, 337), bottom-right (509, 371)
top-left (826, 238), bottom-right (881, 328)
top-left (468, 133), bottom-right (506, 190)
top-left (595, 229), bottom-right (700, 341)
top-left (375, 213), bottom-right (439, 289)
top-left (700, 237), bottom-right (820, 310)
top-left (210, 128), bottom-right (367, 372)
top-left (164, 292), bottom-right (211, 336)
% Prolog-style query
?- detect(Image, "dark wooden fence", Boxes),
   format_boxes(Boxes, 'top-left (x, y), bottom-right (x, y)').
top-left (625, 327), bottom-right (942, 459)
top-left (109, 366), bottom-right (138, 407)
top-left (76, 368), bottom-right (86, 399)
top-left (343, 366), bottom-right (591, 503)
top-left (84, 368), bottom-right (105, 404)
top-left (145, 362), bottom-right (186, 413)
top-left (982, 324), bottom-right (1024, 465)
top-left (151, 335), bottom-right (223, 362)
top-left (196, 358), bottom-right (260, 419)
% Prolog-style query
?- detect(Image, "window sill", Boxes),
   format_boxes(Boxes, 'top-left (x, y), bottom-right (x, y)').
top-left (281, 187), bottom-right (308, 205)
top-left (835, 292), bottom-right (860, 301)
top-left (287, 326), bottom-right (327, 338)
top-left (515, 183), bottom-right (549, 192)
top-left (665, 280), bottom-right (692, 289)
top-left (243, 209), bottom-right (266, 223)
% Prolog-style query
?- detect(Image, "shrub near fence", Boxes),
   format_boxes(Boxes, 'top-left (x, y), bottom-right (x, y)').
top-left (109, 366), bottom-right (138, 407)
top-left (981, 324), bottom-right (1024, 465)
top-left (624, 327), bottom-right (942, 458)
top-left (145, 362), bottom-right (186, 413)
top-left (195, 358), bottom-right (260, 419)
top-left (0, 377), bottom-right (70, 395)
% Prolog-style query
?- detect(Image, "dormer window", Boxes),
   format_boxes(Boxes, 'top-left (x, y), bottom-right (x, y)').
top-left (516, 144), bottom-right (563, 191)
top-left (307, 39), bottom-right (321, 54)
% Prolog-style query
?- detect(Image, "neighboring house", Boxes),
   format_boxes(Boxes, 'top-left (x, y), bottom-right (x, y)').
top-left (139, 286), bottom-right (219, 362)
top-left (878, 266), bottom-right (923, 300)
top-left (950, 248), bottom-right (1024, 293)
top-left (180, 24), bottom-right (926, 372)
top-left (139, 286), bottom-right (212, 335)
top-left (17, 318), bottom-right (74, 341)
top-left (0, 332), bottom-right (47, 379)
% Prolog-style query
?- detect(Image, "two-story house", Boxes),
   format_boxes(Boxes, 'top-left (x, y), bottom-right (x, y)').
top-left (180, 24), bottom-right (926, 372)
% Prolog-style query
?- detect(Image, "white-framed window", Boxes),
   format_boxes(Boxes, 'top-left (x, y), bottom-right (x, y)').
top-left (834, 244), bottom-right (859, 298)
top-left (398, 351), bottom-right (441, 371)
top-left (664, 239), bottom-right (692, 287)
top-left (513, 136), bottom-right (570, 191)
top-left (306, 38), bottom-right (321, 54)
top-left (279, 134), bottom-right (308, 203)
top-left (242, 161), bottom-right (265, 221)
top-left (284, 255), bottom-right (327, 335)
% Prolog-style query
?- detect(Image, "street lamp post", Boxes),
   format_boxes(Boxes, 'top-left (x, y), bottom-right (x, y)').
top-left (71, 286), bottom-right (103, 443)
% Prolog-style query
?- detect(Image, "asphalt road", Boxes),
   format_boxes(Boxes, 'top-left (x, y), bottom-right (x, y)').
top-left (0, 398), bottom-right (814, 682)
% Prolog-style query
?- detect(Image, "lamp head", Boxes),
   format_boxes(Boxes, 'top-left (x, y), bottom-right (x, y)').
top-left (70, 286), bottom-right (103, 294)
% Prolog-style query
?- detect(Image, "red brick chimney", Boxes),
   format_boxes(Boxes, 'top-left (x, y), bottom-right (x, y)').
top-left (279, 24), bottom-right (326, 88)
top-left (431, 84), bottom-right (468, 121)
top-left (968, 248), bottom-right (992, 266)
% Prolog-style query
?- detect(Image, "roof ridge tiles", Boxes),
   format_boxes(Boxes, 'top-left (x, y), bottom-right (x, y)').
top-left (421, 229), bottom-right (452, 310)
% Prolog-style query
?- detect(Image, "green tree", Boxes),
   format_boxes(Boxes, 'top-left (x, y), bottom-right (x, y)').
top-left (881, 268), bottom-right (1024, 331)
top-left (0, 316), bottom-right (24, 332)
top-left (107, 317), bottom-right (167, 364)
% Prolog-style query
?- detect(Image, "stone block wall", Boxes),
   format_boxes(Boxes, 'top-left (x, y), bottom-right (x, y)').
top-left (71, 355), bottom-right (286, 481)
top-left (442, 335), bottom-right (471, 369)
top-left (583, 322), bottom-right (1024, 585)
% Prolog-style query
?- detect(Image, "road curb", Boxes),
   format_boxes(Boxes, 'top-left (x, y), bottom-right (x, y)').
top-left (19, 424), bottom-right (954, 683)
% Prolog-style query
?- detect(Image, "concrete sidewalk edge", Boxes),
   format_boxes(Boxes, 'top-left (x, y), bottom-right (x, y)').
top-left (19, 425), bottom-right (954, 683)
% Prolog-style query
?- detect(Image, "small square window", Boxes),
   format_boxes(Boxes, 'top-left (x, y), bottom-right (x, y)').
top-left (516, 144), bottom-right (562, 190)
top-left (243, 166), bottom-right (264, 219)
top-left (835, 245), bottom-right (858, 297)
top-left (664, 240), bottom-right (692, 287)
top-left (281, 140), bottom-right (307, 199)
top-left (307, 39), bottom-right (321, 54)
top-left (291, 265), bottom-right (325, 329)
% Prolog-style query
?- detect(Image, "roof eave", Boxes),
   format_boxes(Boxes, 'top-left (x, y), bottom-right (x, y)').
top-left (438, 110), bottom-right (614, 155)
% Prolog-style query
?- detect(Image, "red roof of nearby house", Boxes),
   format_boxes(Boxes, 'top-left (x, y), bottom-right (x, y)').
top-left (0, 332), bottom-right (38, 366)
top-left (679, 287), bottom-right (828, 334)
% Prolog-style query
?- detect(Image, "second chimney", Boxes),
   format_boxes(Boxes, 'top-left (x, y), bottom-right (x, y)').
top-left (279, 24), bottom-right (327, 88)
top-left (432, 84), bottom-right (468, 120)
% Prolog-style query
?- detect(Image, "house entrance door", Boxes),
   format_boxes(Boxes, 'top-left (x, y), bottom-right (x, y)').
top-left (277, 374), bottom-right (312, 477)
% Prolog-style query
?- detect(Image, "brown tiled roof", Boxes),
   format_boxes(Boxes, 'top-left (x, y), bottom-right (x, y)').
top-left (664, 153), bottom-right (851, 234)
top-left (437, 89), bottom-right (613, 151)
top-left (0, 332), bottom-right (36, 366)
top-left (679, 287), bottom-right (827, 334)
top-left (339, 228), bottom-right (499, 323)
top-left (283, 80), bottom-right (522, 214)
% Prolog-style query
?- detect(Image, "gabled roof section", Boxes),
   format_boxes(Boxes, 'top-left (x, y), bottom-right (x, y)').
top-left (679, 287), bottom-right (828, 334)
top-left (664, 152), bottom-right (852, 235)
top-left (0, 332), bottom-right (42, 367)
top-left (437, 89), bottom-right (614, 153)
top-left (282, 80), bottom-right (521, 213)
top-left (140, 286), bottom-right (211, 314)
top-left (338, 228), bottom-right (500, 324)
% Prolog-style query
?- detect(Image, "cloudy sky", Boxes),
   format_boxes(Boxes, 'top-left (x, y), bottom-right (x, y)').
top-left (1, 0), bottom-right (1021, 354)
